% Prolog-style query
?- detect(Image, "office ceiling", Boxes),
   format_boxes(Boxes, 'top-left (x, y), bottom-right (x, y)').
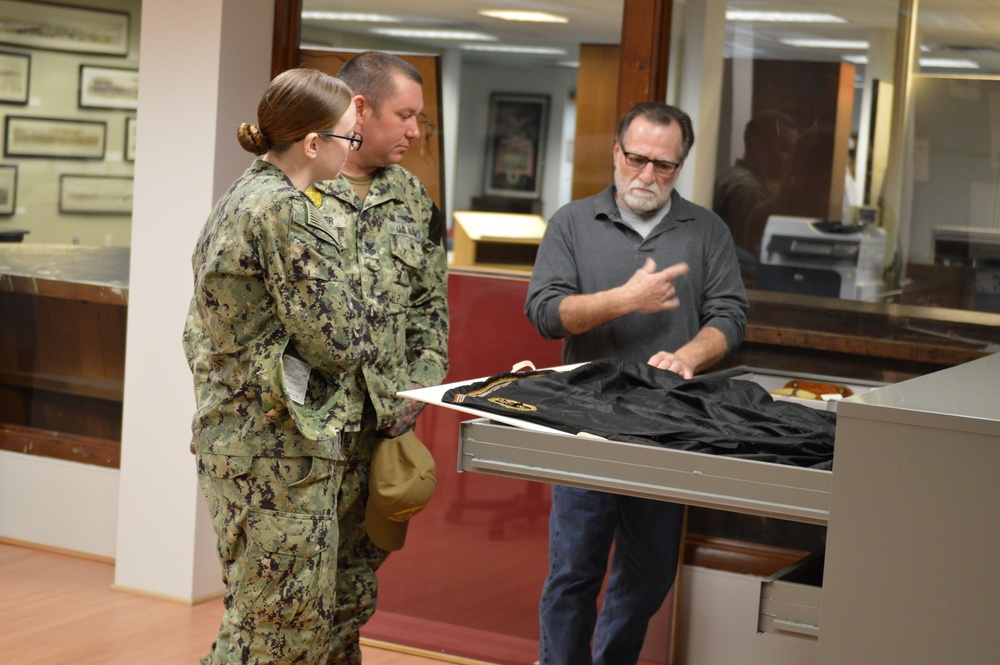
top-left (300, 0), bottom-right (1000, 74)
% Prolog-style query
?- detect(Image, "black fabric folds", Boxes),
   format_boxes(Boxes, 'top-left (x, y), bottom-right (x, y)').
top-left (442, 358), bottom-right (838, 470)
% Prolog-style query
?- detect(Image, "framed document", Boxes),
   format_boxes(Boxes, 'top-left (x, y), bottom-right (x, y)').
top-left (484, 93), bottom-right (549, 199)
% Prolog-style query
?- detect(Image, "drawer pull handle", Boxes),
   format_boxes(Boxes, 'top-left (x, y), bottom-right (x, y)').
top-left (771, 618), bottom-right (819, 637)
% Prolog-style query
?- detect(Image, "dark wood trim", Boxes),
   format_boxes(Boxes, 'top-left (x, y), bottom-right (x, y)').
top-left (271, 0), bottom-right (301, 78)
top-left (616, 0), bottom-right (673, 120)
top-left (744, 325), bottom-right (989, 367)
top-left (0, 424), bottom-right (120, 468)
top-left (684, 533), bottom-right (812, 577)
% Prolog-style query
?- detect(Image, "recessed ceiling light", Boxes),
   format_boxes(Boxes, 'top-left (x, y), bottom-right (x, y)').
top-left (462, 44), bottom-right (567, 55)
top-left (781, 39), bottom-right (869, 49)
top-left (371, 28), bottom-right (497, 41)
top-left (843, 55), bottom-right (868, 64)
top-left (301, 12), bottom-right (401, 22)
top-left (478, 10), bottom-right (568, 24)
top-left (726, 11), bottom-right (846, 23)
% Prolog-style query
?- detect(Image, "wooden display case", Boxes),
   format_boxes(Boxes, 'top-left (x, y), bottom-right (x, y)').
top-left (450, 211), bottom-right (546, 273)
top-left (0, 244), bottom-right (128, 468)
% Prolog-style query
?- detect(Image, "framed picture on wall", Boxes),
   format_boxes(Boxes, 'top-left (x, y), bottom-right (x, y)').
top-left (79, 65), bottom-right (138, 110)
top-left (0, 1), bottom-right (130, 56)
top-left (59, 174), bottom-right (133, 215)
top-left (4, 116), bottom-right (106, 159)
top-left (0, 165), bottom-right (16, 215)
top-left (124, 117), bottom-right (137, 162)
top-left (0, 51), bottom-right (30, 105)
top-left (484, 93), bottom-right (549, 199)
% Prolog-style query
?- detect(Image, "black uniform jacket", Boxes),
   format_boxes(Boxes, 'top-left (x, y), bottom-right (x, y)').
top-left (443, 358), bottom-right (838, 470)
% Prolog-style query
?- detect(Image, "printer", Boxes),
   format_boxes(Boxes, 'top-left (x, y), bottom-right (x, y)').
top-left (756, 216), bottom-right (888, 301)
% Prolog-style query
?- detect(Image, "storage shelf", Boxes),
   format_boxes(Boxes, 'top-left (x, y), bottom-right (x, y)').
top-left (0, 370), bottom-right (123, 402)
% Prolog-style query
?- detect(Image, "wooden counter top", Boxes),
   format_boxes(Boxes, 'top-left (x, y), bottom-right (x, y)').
top-left (0, 244), bottom-right (129, 305)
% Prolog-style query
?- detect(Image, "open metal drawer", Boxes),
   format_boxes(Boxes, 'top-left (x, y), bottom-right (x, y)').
top-left (458, 419), bottom-right (833, 525)
top-left (759, 549), bottom-right (824, 639)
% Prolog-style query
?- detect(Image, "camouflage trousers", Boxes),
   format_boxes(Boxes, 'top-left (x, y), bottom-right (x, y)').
top-left (328, 425), bottom-right (391, 665)
top-left (197, 452), bottom-right (343, 665)
top-left (197, 424), bottom-right (390, 664)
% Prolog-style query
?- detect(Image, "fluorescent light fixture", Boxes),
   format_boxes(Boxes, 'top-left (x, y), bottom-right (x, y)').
top-left (371, 28), bottom-right (497, 41)
top-left (462, 44), bottom-right (567, 55)
top-left (478, 10), bottom-right (568, 24)
top-left (843, 55), bottom-right (981, 70)
top-left (920, 58), bottom-right (980, 69)
top-left (301, 12), bottom-right (401, 22)
top-left (781, 38), bottom-right (869, 49)
top-left (726, 10), bottom-right (845, 23)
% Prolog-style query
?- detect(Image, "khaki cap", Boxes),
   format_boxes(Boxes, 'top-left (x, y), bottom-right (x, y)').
top-left (365, 430), bottom-right (437, 551)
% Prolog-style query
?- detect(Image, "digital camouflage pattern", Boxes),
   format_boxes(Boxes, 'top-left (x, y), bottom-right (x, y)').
top-left (197, 453), bottom-right (341, 664)
top-left (184, 159), bottom-right (366, 460)
top-left (185, 160), bottom-right (367, 664)
top-left (185, 160), bottom-right (448, 664)
top-left (312, 165), bottom-right (449, 664)
top-left (313, 164), bottom-right (449, 432)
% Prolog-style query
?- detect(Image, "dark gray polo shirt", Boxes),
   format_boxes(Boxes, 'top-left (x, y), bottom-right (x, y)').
top-left (525, 185), bottom-right (749, 365)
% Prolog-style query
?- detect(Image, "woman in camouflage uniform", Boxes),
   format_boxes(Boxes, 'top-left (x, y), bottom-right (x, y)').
top-left (184, 66), bottom-right (365, 664)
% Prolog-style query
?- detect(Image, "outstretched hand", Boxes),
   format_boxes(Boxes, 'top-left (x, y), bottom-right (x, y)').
top-left (622, 258), bottom-right (690, 313)
top-left (647, 350), bottom-right (695, 379)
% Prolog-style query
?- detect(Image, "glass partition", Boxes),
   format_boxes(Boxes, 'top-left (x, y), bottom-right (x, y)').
top-left (294, 2), bottom-right (1000, 662)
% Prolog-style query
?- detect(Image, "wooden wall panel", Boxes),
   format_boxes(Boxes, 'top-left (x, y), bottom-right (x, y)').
top-left (571, 44), bottom-right (621, 201)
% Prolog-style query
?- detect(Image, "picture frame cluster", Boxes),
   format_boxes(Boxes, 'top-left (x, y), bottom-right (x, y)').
top-left (0, 1), bottom-right (136, 217)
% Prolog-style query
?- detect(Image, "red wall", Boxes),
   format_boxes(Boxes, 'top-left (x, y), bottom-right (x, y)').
top-left (362, 271), bottom-right (564, 663)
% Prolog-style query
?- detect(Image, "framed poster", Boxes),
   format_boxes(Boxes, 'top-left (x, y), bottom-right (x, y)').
top-left (59, 174), bottom-right (133, 215)
top-left (0, 50), bottom-right (29, 104)
top-left (79, 65), bottom-right (138, 110)
top-left (124, 116), bottom-right (137, 162)
top-left (484, 93), bottom-right (549, 199)
top-left (4, 115), bottom-right (106, 159)
top-left (0, 164), bottom-right (16, 214)
top-left (0, 1), bottom-right (130, 56)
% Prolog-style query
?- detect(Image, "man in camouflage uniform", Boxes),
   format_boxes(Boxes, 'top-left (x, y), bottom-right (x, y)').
top-left (310, 51), bottom-right (449, 663)
top-left (184, 158), bottom-right (365, 663)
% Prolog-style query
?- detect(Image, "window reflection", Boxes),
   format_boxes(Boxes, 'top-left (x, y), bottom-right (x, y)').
top-left (714, 2), bottom-right (1000, 316)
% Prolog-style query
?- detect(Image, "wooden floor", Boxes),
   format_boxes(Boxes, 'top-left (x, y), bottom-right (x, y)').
top-left (0, 541), bottom-right (495, 665)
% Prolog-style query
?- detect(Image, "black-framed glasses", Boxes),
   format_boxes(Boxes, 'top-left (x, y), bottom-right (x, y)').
top-left (296, 130), bottom-right (363, 151)
top-left (318, 130), bottom-right (363, 151)
top-left (619, 146), bottom-right (680, 177)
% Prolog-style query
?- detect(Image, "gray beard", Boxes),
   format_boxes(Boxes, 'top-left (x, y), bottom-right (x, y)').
top-left (619, 185), bottom-right (671, 214)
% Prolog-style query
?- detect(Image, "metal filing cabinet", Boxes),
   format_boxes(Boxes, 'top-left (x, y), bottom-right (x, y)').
top-left (817, 353), bottom-right (1000, 664)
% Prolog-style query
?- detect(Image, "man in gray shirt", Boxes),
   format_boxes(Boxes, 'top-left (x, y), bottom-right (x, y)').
top-left (525, 101), bottom-right (748, 665)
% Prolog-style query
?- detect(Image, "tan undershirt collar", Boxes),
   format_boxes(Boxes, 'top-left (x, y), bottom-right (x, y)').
top-left (342, 172), bottom-right (375, 204)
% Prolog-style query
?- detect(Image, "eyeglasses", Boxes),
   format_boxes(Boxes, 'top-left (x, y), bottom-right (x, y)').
top-left (296, 130), bottom-right (363, 151)
top-left (619, 146), bottom-right (680, 177)
top-left (318, 130), bottom-right (363, 151)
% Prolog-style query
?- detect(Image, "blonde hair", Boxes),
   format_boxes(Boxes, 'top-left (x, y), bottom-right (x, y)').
top-left (237, 66), bottom-right (353, 156)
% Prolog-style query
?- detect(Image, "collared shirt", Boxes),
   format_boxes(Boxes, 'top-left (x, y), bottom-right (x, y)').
top-left (525, 185), bottom-right (749, 365)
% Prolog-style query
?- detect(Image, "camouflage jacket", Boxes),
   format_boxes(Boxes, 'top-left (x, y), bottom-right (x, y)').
top-left (183, 160), bottom-right (363, 458)
top-left (313, 165), bottom-right (449, 431)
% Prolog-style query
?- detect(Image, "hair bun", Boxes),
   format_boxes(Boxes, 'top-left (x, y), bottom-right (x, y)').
top-left (237, 122), bottom-right (270, 155)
